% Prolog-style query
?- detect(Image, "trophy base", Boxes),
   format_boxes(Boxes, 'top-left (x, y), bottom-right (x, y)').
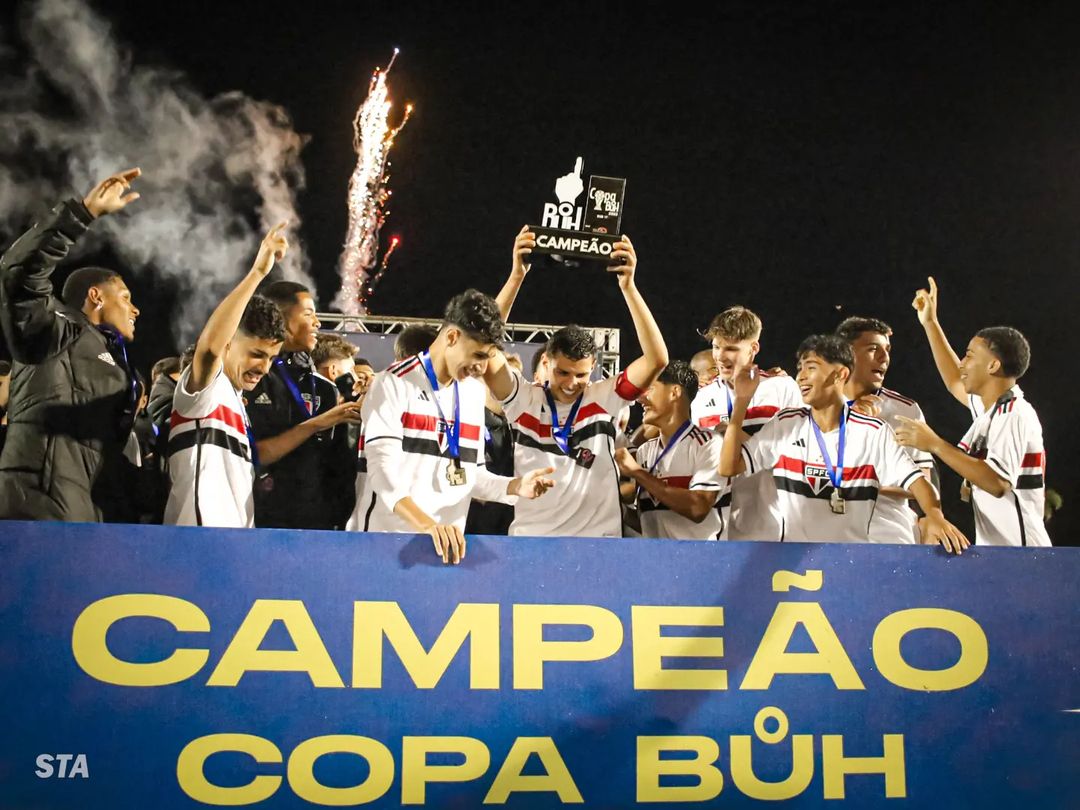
top-left (527, 226), bottom-right (622, 266)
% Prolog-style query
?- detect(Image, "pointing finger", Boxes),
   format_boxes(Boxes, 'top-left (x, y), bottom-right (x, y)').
top-left (928, 276), bottom-right (937, 296)
top-left (573, 156), bottom-right (583, 176)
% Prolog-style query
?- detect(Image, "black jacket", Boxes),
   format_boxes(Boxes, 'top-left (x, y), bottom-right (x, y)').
top-left (0, 199), bottom-right (137, 522)
top-left (246, 351), bottom-right (352, 529)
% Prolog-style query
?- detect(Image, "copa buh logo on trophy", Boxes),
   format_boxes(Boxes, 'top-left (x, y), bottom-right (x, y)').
top-left (529, 157), bottom-right (627, 266)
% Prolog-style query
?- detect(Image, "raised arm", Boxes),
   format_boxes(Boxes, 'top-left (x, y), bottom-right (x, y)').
top-left (482, 346), bottom-right (516, 402)
top-left (189, 223), bottom-right (287, 392)
top-left (0, 168), bottom-right (141, 363)
top-left (494, 226), bottom-right (536, 322)
top-left (609, 236), bottom-right (669, 390)
top-left (718, 365), bottom-right (761, 477)
top-left (913, 276), bottom-right (967, 406)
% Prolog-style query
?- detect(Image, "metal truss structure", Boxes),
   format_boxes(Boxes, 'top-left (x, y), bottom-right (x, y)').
top-left (317, 312), bottom-right (622, 377)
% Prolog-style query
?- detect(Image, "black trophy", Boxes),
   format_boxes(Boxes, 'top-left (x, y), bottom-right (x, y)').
top-left (528, 157), bottom-right (627, 267)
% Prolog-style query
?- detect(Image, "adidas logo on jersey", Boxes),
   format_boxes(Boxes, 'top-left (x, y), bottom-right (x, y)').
top-left (97, 352), bottom-right (116, 366)
top-left (254, 393), bottom-right (272, 405)
top-left (791, 438), bottom-right (806, 448)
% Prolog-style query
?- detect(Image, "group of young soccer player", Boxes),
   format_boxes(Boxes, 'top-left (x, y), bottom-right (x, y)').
top-left (169, 223), bottom-right (1050, 560)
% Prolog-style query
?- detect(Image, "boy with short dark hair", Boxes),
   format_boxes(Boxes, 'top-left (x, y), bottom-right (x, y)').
top-left (836, 315), bottom-right (936, 544)
top-left (165, 225), bottom-right (289, 527)
top-left (485, 232), bottom-right (669, 538)
top-left (719, 334), bottom-right (968, 551)
top-left (349, 289), bottom-right (555, 563)
top-left (616, 360), bottom-right (725, 540)
top-left (896, 278), bottom-right (1050, 546)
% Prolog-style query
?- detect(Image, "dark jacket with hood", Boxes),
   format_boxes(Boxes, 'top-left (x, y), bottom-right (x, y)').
top-left (0, 198), bottom-right (137, 522)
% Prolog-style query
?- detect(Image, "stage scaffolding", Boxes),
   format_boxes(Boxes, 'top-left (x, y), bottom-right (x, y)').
top-left (316, 313), bottom-right (622, 377)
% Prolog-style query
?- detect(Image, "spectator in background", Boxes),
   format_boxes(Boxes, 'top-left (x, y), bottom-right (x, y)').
top-left (245, 281), bottom-right (363, 529)
top-left (150, 356), bottom-right (179, 387)
top-left (393, 324), bottom-right (437, 362)
top-left (690, 349), bottom-right (719, 389)
top-left (530, 346), bottom-right (549, 384)
top-left (0, 168), bottom-right (143, 522)
top-left (312, 333), bottom-right (374, 406)
top-left (466, 352), bottom-right (523, 535)
top-left (164, 225), bottom-right (288, 528)
top-left (311, 333), bottom-right (372, 526)
top-left (148, 355), bottom-right (180, 428)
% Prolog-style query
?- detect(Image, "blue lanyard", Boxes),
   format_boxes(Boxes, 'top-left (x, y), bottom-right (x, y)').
top-left (724, 383), bottom-right (733, 419)
top-left (809, 406), bottom-right (847, 490)
top-left (648, 420), bottom-right (692, 475)
top-left (419, 351), bottom-right (460, 460)
top-left (543, 384), bottom-right (584, 454)
top-left (273, 358), bottom-right (314, 417)
top-left (97, 326), bottom-right (138, 414)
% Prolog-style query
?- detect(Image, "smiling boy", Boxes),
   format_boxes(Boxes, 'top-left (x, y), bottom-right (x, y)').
top-left (895, 278), bottom-right (1050, 546)
top-left (719, 334), bottom-right (968, 551)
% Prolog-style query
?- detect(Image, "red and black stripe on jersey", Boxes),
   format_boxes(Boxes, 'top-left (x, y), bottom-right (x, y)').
top-left (388, 355), bottom-right (422, 377)
top-left (1017, 451), bottom-right (1045, 489)
top-left (366, 409), bottom-right (482, 464)
top-left (167, 404), bottom-right (251, 463)
top-left (772, 456), bottom-right (921, 502)
top-left (512, 401), bottom-right (616, 456)
top-left (879, 387), bottom-right (915, 406)
top-left (639, 476), bottom-right (693, 513)
top-left (699, 405), bottom-right (781, 435)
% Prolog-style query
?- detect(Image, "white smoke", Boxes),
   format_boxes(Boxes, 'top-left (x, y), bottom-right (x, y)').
top-left (0, 0), bottom-right (311, 342)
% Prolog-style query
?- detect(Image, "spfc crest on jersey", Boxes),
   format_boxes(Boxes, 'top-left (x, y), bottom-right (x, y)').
top-left (804, 463), bottom-right (830, 495)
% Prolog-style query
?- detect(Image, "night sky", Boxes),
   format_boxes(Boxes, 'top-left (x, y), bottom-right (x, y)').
top-left (3, 1), bottom-right (1077, 543)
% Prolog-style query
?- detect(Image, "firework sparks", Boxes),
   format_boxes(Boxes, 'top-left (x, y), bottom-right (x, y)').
top-left (334, 49), bottom-right (412, 314)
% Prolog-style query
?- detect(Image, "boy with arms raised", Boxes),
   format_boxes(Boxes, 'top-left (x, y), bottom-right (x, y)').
top-left (486, 231), bottom-right (668, 537)
top-left (719, 334), bottom-right (968, 551)
top-left (895, 278), bottom-right (1050, 546)
top-left (348, 290), bottom-right (554, 564)
top-left (837, 316), bottom-right (936, 543)
top-left (616, 361), bottom-right (725, 540)
top-left (164, 225), bottom-right (289, 527)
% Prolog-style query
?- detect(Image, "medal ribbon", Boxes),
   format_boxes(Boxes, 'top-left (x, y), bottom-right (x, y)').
top-left (273, 358), bottom-right (314, 417)
top-left (420, 351), bottom-right (461, 461)
top-left (809, 405), bottom-right (847, 493)
top-left (543, 384), bottom-right (583, 455)
top-left (648, 420), bottom-right (692, 475)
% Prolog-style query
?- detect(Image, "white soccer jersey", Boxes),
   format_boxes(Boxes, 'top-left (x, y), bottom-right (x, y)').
top-left (868, 387), bottom-right (936, 544)
top-left (503, 369), bottom-right (643, 538)
top-left (691, 373), bottom-right (803, 541)
top-left (164, 365), bottom-right (255, 528)
top-left (348, 355), bottom-right (511, 533)
top-left (740, 406), bottom-right (923, 543)
top-left (634, 424), bottom-right (725, 540)
top-left (958, 387), bottom-right (1050, 547)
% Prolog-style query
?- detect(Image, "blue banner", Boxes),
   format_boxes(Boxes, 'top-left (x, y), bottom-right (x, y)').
top-left (1, 521), bottom-right (1077, 808)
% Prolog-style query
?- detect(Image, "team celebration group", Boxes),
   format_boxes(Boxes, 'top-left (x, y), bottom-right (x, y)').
top-left (0, 169), bottom-right (1051, 560)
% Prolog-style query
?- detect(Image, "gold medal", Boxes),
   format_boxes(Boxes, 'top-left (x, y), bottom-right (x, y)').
top-left (447, 460), bottom-right (467, 486)
top-left (830, 488), bottom-right (846, 515)
top-left (960, 481), bottom-right (971, 503)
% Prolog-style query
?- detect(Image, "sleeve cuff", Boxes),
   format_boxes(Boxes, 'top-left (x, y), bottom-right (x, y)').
top-left (740, 444), bottom-right (756, 474)
top-left (614, 370), bottom-right (645, 401)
